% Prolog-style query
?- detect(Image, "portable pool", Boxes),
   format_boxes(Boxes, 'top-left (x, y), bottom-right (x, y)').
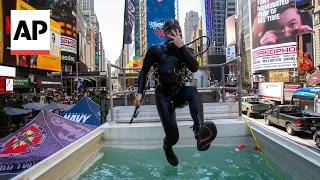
top-left (12, 118), bottom-right (320, 180)
top-left (69, 142), bottom-right (293, 180)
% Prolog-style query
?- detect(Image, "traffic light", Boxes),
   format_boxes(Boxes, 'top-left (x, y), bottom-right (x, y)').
top-left (297, 32), bottom-right (314, 73)
top-left (295, 0), bottom-right (313, 11)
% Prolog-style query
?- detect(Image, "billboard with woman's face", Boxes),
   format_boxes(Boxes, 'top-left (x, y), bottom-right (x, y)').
top-left (249, 0), bottom-right (313, 71)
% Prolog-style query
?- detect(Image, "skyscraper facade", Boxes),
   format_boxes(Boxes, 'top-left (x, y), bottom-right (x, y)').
top-left (184, 11), bottom-right (199, 44)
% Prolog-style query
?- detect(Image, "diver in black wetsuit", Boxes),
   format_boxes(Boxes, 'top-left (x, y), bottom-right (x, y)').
top-left (134, 19), bottom-right (217, 167)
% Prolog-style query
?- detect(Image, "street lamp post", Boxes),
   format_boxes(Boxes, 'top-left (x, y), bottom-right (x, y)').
top-left (76, 62), bottom-right (80, 100)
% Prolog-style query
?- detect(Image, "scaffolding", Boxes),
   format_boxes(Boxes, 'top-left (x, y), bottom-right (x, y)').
top-left (140, 0), bottom-right (147, 58)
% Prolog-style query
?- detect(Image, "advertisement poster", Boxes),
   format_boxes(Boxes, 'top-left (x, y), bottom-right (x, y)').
top-left (13, 78), bottom-right (29, 87)
top-left (0, 77), bottom-right (13, 94)
top-left (26, 0), bottom-right (78, 64)
top-left (1, 0), bottom-right (61, 71)
top-left (249, 0), bottom-right (313, 71)
top-left (61, 35), bottom-right (76, 64)
top-left (258, 82), bottom-right (283, 101)
top-left (36, 19), bottom-right (61, 71)
top-left (226, 45), bottom-right (236, 62)
top-left (146, 0), bottom-right (175, 47)
top-left (226, 15), bottom-right (236, 47)
top-left (5, 79), bottom-right (13, 91)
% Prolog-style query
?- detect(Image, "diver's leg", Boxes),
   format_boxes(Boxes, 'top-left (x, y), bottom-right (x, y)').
top-left (155, 91), bottom-right (179, 166)
top-left (186, 86), bottom-right (217, 151)
top-left (185, 86), bottom-right (204, 138)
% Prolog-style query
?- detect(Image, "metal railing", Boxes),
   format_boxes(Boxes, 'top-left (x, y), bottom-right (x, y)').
top-left (107, 56), bottom-right (243, 122)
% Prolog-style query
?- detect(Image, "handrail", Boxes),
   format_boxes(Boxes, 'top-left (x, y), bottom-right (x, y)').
top-left (106, 57), bottom-right (242, 122)
top-left (112, 87), bottom-right (238, 95)
top-left (110, 58), bottom-right (238, 72)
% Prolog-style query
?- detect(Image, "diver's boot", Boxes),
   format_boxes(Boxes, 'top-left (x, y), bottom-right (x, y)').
top-left (163, 140), bottom-right (178, 166)
top-left (197, 121), bottom-right (217, 151)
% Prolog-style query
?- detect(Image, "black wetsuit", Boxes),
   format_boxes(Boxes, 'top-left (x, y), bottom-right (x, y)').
top-left (137, 44), bottom-right (203, 147)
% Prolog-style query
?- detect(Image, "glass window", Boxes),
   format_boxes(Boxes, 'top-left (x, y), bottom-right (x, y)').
top-left (292, 98), bottom-right (299, 105)
top-left (272, 107), bottom-right (279, 113)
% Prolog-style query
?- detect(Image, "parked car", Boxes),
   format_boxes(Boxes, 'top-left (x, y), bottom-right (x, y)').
top-left (313, 131), bottom-right (320, 148)
top-left (259, 99), bottom-right (275, 109)
top-left (242, 97), bottom-right (270, 117)
top-left (264, 105), bottom-right (320, 135)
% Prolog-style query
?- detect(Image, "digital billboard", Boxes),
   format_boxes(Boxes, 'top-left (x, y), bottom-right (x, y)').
top-left (0, 0), bottom-right (61, 71)
top-left (249, 0), bottom-right (313, 71)
top-left (146, 0), bottom-right (175, 47)
top-left (205, 0), bottom-right (212, 41)
top-left (26, 0), bottom-right (78, 64)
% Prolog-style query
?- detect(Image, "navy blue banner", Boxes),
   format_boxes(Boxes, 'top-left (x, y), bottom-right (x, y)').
top-left (146, 0), bottom-right (175, 47)
top-left (124, 0), bottom-right (136, 44)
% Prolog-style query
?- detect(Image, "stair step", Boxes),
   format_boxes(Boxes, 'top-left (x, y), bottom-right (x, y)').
top-left (110, 113), bottom-right (239, 122)
top-left (112, 110), bottom-right (238, 118)
top-left (113, 116), bottom-right (239, 123)
top-left (109, 102), bottom-right (240, 122)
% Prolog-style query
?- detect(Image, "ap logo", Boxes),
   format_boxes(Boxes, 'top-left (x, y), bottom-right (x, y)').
top-left (11, 10), bottom-right (50, 55)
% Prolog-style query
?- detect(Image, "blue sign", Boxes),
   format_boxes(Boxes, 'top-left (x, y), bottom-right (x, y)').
top-left (150, 80), bottom-right (155, 87)
top-left (146, 0), bottom-right (175, 47)
top-left (205, 0), bottom-right (211, 39)
top-left (226, 45), bottom-right (236, 62)
top-left (293, 87), bottom-right (320, 98)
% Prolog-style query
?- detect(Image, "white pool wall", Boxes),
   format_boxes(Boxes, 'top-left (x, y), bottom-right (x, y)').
top-left (12, 119), bottom-right (249, 180)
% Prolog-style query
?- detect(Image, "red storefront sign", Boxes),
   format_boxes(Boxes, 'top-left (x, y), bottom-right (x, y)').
top-left (0, 77), bottom-right (14, 94)
top-left (308, 72), bottom-right (320, 85)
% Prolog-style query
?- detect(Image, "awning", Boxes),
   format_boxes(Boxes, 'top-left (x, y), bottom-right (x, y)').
top-left (4, 107), bottom-right (32, 116)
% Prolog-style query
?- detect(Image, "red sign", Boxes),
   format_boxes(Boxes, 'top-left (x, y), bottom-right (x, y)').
top-left (0, 78), bottom-right (5, 94)
top-left (0, 77), bottom-right (14, 94)
top-left (308, 72), bottom-right (320, 85)
top-left (284, 85), bottom-right (301, 89)
top-left (0, 125), bottom-right (46, 156)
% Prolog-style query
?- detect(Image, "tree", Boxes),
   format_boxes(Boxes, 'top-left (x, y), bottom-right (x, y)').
top-left (0, 107), bottom-right (10, 138)
top-left (91, 96), bottom-right (101, 105)
top-left (6, 98), bottom-right (24, 131)
top-left (32, 96), bottom-right (40, 102)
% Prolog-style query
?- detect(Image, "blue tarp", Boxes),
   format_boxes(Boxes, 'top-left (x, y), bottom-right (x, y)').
top-left (61, 97), bottom-right (101, 126)
top-left (293, 87), bottom-right (320, 98)
top-left (0, 110), bottom-right (97, 177)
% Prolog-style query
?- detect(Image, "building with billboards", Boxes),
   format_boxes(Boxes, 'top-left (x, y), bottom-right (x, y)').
top-left (0, 0), bottom-right (62, 94)
top-left (248, 0), bottom-right (313, 83)
top-left (26, 0), bottom-right (78, 73)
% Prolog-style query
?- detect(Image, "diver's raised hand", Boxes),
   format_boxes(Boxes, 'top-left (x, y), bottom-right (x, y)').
top-left (167, 29), bottom-right (184, 48)
top-left (134, 93), bottom-right (143, 107)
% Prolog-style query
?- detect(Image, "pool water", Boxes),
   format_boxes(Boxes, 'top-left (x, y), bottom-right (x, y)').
top-left (75, 144), bottom-right (293, 180)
